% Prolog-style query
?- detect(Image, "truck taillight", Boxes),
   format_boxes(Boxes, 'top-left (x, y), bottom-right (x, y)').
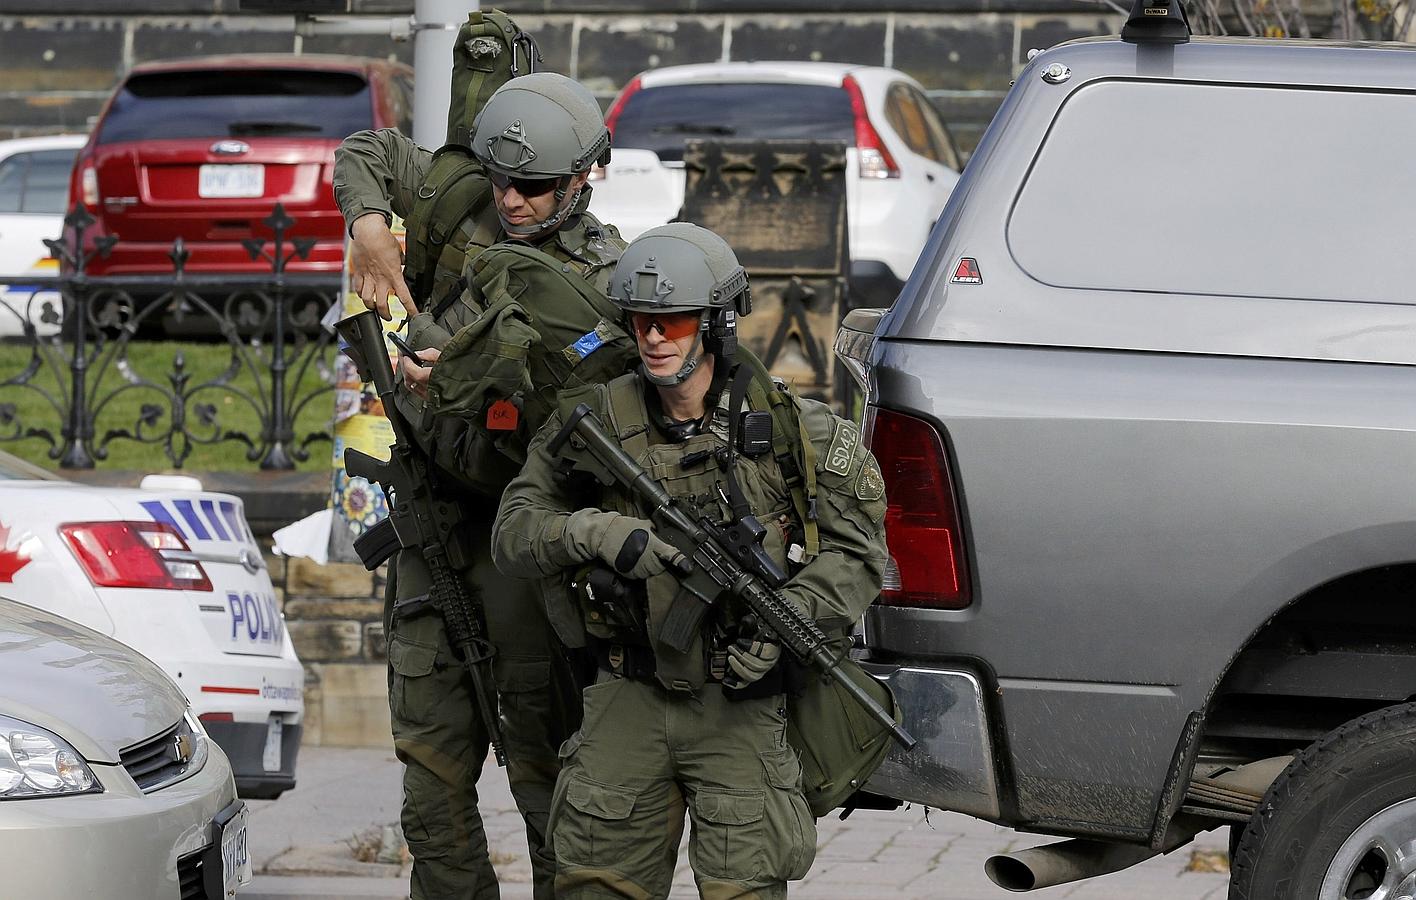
top-left (60, 521), bottom-right (212, 592)
top-left (868, 407), bottom-right (970, 609)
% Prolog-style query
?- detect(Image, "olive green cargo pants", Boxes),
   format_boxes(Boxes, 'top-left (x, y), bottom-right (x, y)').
top-left (386, 513), bottom-right (580, 900)
top-left (551, 675), bottom-right (818, 900)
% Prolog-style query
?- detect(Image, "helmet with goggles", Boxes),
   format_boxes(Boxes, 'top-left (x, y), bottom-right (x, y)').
top-left (609, 223), bottom-right (752, 387)
top-left (470, 73), bottom-right (611, 238)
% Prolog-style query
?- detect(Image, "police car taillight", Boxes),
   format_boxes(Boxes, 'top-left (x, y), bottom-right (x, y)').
top-left (60, 521), bottom-right (213, 592)
top-left (868, 408), bottom-right (971, 609)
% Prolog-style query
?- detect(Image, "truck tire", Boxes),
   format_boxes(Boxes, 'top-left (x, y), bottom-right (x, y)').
top-left (1229, 702), bottom-right (1416, 900)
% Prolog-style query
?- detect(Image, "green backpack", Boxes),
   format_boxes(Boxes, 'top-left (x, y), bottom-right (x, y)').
top-left (425, 243), bottom-right (638, 495)
top-left (402, 9), bottom-right (541, 311)
top-left (445, 9), bottom-right (541, 148)
top-left (788, 657), bottom-right (903, 818)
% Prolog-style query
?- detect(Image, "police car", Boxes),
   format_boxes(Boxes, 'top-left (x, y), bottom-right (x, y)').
top-left (0, 450), bottom-right (302, 799)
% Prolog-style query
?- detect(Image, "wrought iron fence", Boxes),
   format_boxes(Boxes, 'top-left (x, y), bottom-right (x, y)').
top-left (0, 203), bottom-right (341, 470)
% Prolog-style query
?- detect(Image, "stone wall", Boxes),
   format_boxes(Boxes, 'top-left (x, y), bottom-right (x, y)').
top-left (271, 550), bottom-right (392, 747)
top-left (0, 2), bottom-right (1126, 151)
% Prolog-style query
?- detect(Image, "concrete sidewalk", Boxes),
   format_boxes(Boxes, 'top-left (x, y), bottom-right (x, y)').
top-left (242, 746), bottom-right (1232, 900)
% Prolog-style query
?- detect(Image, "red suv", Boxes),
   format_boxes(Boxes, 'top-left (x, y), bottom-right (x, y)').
top-left (68, 55), bottom-right (413, 278)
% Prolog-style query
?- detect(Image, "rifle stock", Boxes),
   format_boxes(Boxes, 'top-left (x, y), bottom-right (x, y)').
top-left (336, 310), bottom-right (507, 766)
top-left (553, 403), bottom-right (916, 751)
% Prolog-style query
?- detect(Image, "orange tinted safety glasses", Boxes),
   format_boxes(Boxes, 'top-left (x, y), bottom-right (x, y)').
top-left (629, 311), bottom-right (702, 341)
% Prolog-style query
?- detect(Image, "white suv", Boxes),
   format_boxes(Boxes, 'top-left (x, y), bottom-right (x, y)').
top-left (588, 61), bottom-right (962, 308)
top-left (0, 134), bottom-right (85, 338)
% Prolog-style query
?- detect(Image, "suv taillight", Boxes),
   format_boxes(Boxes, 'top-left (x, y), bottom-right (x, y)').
top-left (80, 162), bottom-right (99, 208)
top-left (604, 75), bottom-right (643, 137)
top-left (843, 74), bottom-right (900, 180)
top-left (60, 521), bottom-right (212, 592)
top-left (868, 407), bottom-right (970, 609)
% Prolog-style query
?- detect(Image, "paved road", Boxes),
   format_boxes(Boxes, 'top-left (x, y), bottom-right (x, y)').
top-left (244, 746), bottom-right (1232, 900)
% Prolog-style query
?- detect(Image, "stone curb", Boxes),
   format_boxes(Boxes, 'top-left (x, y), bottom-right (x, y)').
top-left (242, 876), bottom-right (536, 900)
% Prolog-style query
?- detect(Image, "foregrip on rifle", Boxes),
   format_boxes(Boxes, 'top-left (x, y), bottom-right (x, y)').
top-left (426, 550), bottom-right (508, 767)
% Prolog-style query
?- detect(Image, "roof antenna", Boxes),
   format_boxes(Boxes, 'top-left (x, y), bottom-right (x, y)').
top-left (1121, 0), bottom-right (1192, 43)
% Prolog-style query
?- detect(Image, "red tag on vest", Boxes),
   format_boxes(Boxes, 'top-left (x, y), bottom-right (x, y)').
top-left (486, 399), bottom-right (519, 431)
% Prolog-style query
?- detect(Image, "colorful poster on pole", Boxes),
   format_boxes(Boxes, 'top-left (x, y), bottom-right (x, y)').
top-left (327, 217), bottom-right (405, 564)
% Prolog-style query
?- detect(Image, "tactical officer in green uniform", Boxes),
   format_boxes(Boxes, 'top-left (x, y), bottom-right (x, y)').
top-left (333, 72), bottom-right (630, 900)
top-left (491, 224), bottom-right (890, 899)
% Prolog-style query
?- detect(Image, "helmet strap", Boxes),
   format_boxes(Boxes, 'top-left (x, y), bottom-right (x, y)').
top-left (640, 315), bottom-right (708, 387)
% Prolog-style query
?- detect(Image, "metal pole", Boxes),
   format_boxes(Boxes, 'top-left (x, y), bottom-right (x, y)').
top-left (260, 206), bottom-right (296, 470)
top-left (60, 274), bottom-right (94, 469)
top-left (58, 206), bottom-right (97, 469)
top-left (413, 0), bottom-right (474, 148)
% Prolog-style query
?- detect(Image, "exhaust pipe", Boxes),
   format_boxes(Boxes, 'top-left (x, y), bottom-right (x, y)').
top-left (987, 807), bottom-right (1217, 892)
top-left (985, 839), bottom-right (1163, 892)
top-left (986, 760), bottom-right (1279, 892)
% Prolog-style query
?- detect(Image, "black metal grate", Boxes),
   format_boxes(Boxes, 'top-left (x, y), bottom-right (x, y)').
top-left (119, 719), bottom-right (194, 791)
top-left (176, 848), bottom-right (210, 900)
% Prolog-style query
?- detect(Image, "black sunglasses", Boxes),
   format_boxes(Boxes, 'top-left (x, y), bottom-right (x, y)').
top-left (488, 170), bottom-right (565, 198)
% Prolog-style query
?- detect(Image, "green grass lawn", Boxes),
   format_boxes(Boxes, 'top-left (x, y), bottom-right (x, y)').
top-left (0, 339), bottom-right (337, 472)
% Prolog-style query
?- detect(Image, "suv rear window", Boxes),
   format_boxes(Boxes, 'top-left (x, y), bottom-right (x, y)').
top-left (1009, 81), bottom-right (1416, 304)
top-left (97, 70), bottom-right (374, 144)
top-left (612, 82), bottom-right (854, 162)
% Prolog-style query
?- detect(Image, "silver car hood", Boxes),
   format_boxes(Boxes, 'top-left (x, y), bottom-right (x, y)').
top-left (0, 598), bottom-right (186, 764)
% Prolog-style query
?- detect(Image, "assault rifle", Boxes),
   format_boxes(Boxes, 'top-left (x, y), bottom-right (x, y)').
top-left (549, 403), bottom-right (916, 751)
top-left (334, 310), bottom-right (506, 767)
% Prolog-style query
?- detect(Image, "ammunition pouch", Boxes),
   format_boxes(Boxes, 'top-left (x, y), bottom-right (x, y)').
top-left (571, 563), bottom-right (647, 641)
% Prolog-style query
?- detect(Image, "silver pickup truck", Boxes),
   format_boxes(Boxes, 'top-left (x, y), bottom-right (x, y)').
top-left (839, 23), bottom-right (1416, 899)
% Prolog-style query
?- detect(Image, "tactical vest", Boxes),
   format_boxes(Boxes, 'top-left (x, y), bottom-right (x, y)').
top-left (556, 355), bottom-right (814, 689)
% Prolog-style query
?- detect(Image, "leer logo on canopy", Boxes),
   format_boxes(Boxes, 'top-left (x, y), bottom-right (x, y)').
top-left (952, 258), bottom-right (983, 284)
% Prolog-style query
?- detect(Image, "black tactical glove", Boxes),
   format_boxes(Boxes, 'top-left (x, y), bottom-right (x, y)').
top-left (564, 511), bottom-right (684, 580)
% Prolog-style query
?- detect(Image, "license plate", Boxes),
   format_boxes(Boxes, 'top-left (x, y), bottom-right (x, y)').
top-left (199, 164), bottom-right (264, 198)
top-left (220, 804), bottom-right (252, 897)
top-left (262, 716), bottom-right (283, 773)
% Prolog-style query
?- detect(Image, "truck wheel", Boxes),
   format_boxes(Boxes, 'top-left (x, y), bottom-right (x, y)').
top-left (1230, 702), bottom-right (1416, 900)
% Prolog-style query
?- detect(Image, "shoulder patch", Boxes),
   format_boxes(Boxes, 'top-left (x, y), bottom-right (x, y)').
top-left (855, 461), bottom-right (885, 502)
top-left (571, 329), bottom-right (605, 358)
top-left (563, 319), bottom-right (616, 364)
top-left (824, 419), bottom-right (860, 477)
